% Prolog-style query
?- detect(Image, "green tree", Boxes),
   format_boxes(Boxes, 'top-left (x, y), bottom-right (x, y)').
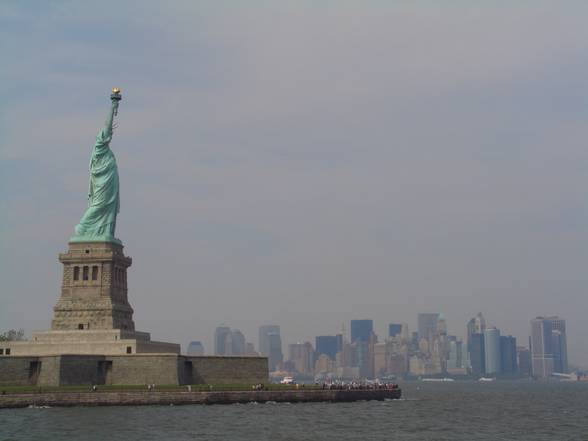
top-left (0, 329), bottom-right (26, 341)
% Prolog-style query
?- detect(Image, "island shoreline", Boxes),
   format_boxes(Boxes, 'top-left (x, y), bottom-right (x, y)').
top-left (0, 388), bottom-right (401, 408)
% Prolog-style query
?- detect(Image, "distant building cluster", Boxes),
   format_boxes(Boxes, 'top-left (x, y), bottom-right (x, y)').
top-left (193, 314), bottom-right (569, 381)
top-left (211, 326), bottom-right (256, 357)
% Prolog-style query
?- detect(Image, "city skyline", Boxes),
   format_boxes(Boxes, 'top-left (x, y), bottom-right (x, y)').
top-left (191, 312), bottom-right (573, 378)
top-left (3, 2), bottom-right (588, 367)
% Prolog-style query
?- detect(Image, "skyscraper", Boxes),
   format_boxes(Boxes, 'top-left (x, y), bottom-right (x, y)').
top-left (447, 338), bottom-right (464, 370)
top-left (230, 329), bottom-right (246, 355)
top-left (546, 316), bottom-right (568, 373)
top-left (258, 325), bottom-right (280, 356)
top-left (470, 333), bottom-right (485, 376)
top-left (267, 333), bottom-right (283, 371)
top-left (335, 334), bottom-right (344, 353)
top-left (484, 328), bottom-right (501, 375)
top-left (530, 317), bottom-right (554, 378)
top-left (517, 346), bottom-right (532, 377)
top-left (316, 336), bottom-right (338, 360)
top-left (500, 335), bottom-right (517, 374)
top-left (214, 326), bottom-right (231, 355)
top-left (552, 331), bottom-right (564, 373)
top-left (259, 325), bottom-right (283, 371)
top-left (351, 320), bottom-right (373, 343)
top-left (436, 315), bottom-right (447, 336)
top-left (356, 339), bottom-right (374, 378)
top-left (288, 342), bottom-right (314, 375)
top-left (417, 313), bottom-right (440, 341)
top-left (388, 323), bottom-right (402, 338)
top-left (466, 312), bottom-right (486, 351)
top-left (187, 341), bottom-right (205, 356)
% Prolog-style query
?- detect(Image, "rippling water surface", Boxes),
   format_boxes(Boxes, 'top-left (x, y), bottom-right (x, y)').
top-left (1, 382), bottom-right (587, 440)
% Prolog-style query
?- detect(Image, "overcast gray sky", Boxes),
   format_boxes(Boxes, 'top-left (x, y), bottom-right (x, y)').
top-left (2, 1), bottom-right (588, 366)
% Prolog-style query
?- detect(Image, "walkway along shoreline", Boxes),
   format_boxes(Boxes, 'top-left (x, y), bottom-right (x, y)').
top-left (0, 388), bottom-right (402, 408)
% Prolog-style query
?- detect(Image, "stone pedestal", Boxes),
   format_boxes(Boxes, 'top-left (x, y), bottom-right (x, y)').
top-left (11, 241), bottom-right (179, 356)
top-left (53, 242), bottom-right (135, 331)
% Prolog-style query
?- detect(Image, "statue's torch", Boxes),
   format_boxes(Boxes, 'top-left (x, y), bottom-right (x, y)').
top-left (110, 88), bottom-right (122, 116)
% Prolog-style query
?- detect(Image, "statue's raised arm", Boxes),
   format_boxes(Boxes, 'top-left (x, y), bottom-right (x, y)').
top-left (104, 88), bottom-right (121, 139)
top-left (70, 89), bottom-right (123, 245)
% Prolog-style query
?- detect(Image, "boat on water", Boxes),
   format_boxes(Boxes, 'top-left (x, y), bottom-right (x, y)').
top-left (280, 376), bottom-right (295, 384)
top-left (421, 378), bottom-right (455, 382)
top-left (478, 377), bottom-right (496, 382)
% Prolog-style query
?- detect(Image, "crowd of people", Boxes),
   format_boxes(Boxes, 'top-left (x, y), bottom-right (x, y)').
top-left (321, 382), bottom-right (399, 390)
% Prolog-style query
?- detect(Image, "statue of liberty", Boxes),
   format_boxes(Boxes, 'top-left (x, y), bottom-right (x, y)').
top-left (70, 89), bottom-right (123, 244)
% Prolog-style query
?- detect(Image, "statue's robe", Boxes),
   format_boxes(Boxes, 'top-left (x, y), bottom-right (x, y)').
top-left (74, 128), bottom-right (120, 240)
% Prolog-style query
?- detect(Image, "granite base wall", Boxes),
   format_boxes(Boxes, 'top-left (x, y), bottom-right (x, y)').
top-left (0, 357), bottom-right (35, 386)
top-left (0, 355), bottom-right (268, 387)
top-left (186, 356), bottom-right (268, 385)
top-left (108, 355), bottom-right (181, 385)
top-left (59, 356), bottom-right (104, 386)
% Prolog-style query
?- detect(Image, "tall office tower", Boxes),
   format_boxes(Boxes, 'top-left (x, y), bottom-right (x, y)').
top-left (356, 339), bottom-right (373, 378)
top-left (373, 343), bottom-right (388, 377)
top-left (388, 323), bottom-right (403, 338)
top-left (484, 328), bottom-right (501, 375)
top-left (339, 341), bottom-right (358, 368)
top-left (466, 312), bottom-right (486, 350)
top-left (222, 332), bottom-right (233, 355)
top-left (461, 342), bottom-right (470, 370)
top-left (417, 313), bottom-right (440, 341)
top-left (436, 315), bottom-right (448, 336)
top-left (267, 332), bottom-right (283, 371)
top-left (470, 333), bottom-right (485, 376)
top-left (259, 325), bottom-right (279, 355)
top-left (530, 317), bottom-right (554, 378)
top-left (500, 335), bottom-right (517, 374)
top-left (367, 332), bottom-right (377, 378)
top-left (350, 320), bottom-right (374, 343)
top-left (447, 338), bottom-right (463, 370)
top-left (230, 329), bottom-right (246, 355)
top-left (187, 341), bottom-right (205, 356)
top-left (245, 342), bottom-right (257, 356)
top-left (517, 346), bottom-right (532, 376)
top-left (288, 342), bottom-right (314, 375)
top-left (258, 325), bottom-right (283, 371)
top-left (214, 325), bottom-right (231, 355)
top-left (546, 316), bottom-right (568, 373)
top-left (551, 330), bottom-right (565, 374)
top-left (316, 336), bottom-right (338, 360)
top-left (335, 334), bottom-right (344, 354)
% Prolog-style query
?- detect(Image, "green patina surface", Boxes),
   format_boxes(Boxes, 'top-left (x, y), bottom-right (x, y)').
top-left (70, 94), bottom-right (121, 245)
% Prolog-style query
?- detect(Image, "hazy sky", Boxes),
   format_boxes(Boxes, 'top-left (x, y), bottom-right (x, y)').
top-left (2, 1), bottom-right (588, 365)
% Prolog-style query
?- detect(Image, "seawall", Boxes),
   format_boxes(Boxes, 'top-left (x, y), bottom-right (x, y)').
top-left (0, 388), bottom-right (401, 408)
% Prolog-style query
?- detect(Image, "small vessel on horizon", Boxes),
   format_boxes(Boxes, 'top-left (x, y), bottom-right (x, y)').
top-left (421, 378), bottom-right (455, 382)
